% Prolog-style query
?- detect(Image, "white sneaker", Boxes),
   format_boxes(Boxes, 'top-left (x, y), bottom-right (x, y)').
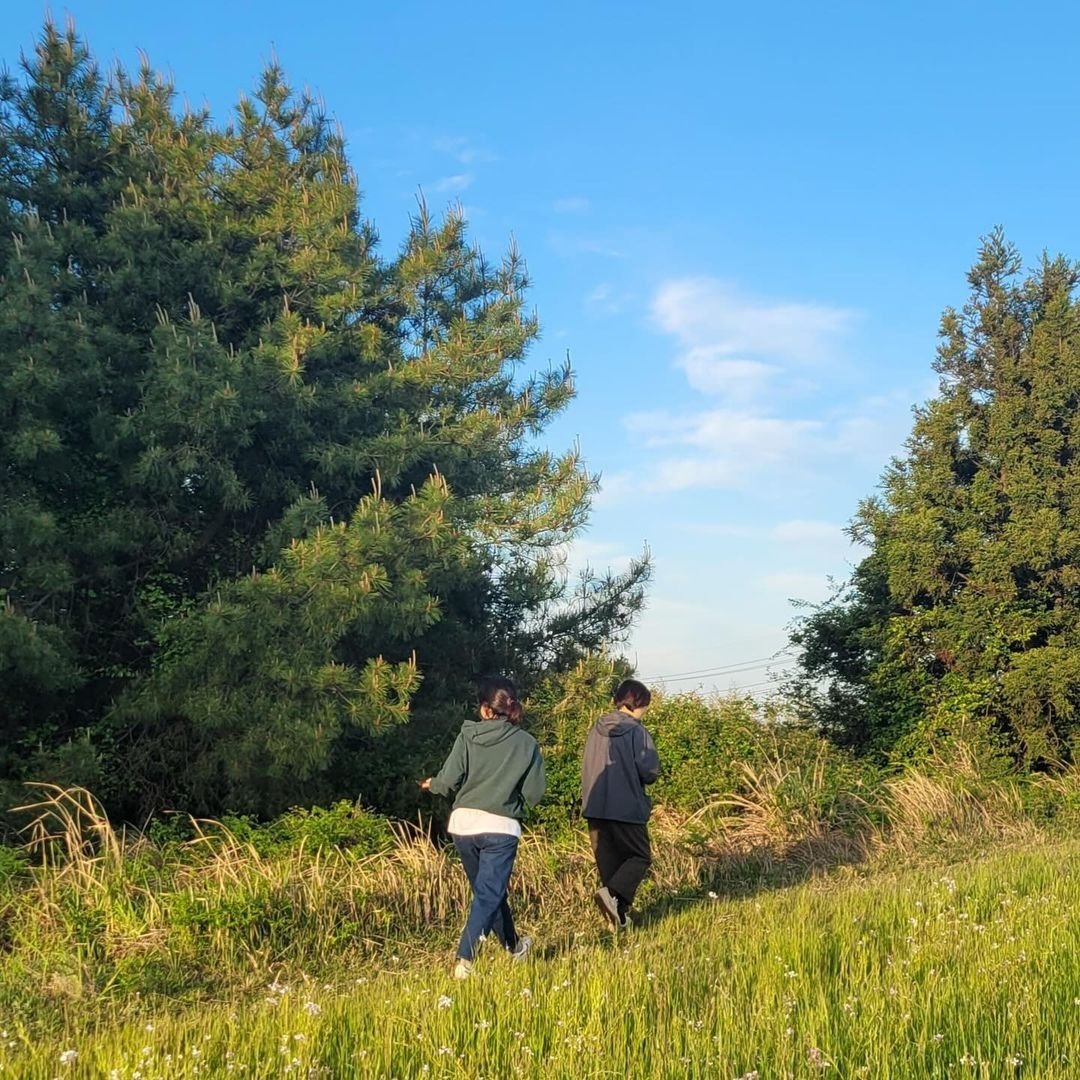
top-left (453, 959), bottom-right (472, 980)
top-left (594, 887), bottom-right (619, 926)
top-left (511, 935), bottom-right (533, 962)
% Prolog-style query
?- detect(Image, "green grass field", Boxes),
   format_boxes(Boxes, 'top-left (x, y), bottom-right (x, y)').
top-left (5, 840), bottom-right (1079, 1079)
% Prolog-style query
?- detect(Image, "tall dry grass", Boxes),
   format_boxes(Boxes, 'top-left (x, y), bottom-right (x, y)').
top-left (5, 747), bottom-right (1080, 1032)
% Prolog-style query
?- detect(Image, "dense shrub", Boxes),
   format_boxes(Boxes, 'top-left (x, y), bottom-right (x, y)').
top-left (649, 694), bottom-right (760, 809)
top-left (145, 800), bottom-right (395, 858)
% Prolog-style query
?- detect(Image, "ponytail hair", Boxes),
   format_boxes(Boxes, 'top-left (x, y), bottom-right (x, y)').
top-left (477, 675), bottom-right (523, 724)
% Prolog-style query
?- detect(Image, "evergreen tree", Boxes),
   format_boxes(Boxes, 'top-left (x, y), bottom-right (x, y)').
top-left (0, 23), bottom-right (649, 817)
top-left (791, 230), bottom-right (1080, 767)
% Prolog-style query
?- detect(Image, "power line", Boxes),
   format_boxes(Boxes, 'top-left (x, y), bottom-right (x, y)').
top-left (649, 660), bottom-right (793, 683)
top-left (642, 647), bottom-right (794, 683)
top-left (642, 653), bottom-right (782, 681)
top-left (653, 665), bottom-right (795, 687)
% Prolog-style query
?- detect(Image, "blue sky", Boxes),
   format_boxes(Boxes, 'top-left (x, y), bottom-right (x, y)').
top-left (6, 1), bottom-right (1080, 693)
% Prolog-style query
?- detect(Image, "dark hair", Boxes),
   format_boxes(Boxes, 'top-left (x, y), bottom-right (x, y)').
top-left (477, 675), bottom-right (523, 724)
top-left (613, 678), bottom-right (651, 711)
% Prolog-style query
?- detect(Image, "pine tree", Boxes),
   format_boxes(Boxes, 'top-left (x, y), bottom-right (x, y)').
top-left (792, 230), bottom-right (1080, 766)
top-left (0, 23), bottom-right (649, 816)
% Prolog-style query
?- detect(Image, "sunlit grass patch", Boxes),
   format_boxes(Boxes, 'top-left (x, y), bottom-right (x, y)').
top-left (5, 841), bottom-right (1080, 1078)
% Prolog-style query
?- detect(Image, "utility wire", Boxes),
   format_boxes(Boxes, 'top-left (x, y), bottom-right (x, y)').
top-left (652, 665), bottom-right (795, 687)
top-left (642, 647), bottom-right (794, 683)
top-left (648, 660), bottom-right (792, 683)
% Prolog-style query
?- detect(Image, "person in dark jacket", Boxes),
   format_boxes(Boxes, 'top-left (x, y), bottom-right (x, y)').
top-left (581, 678), bottom-right (660, 928)
top-left (421, 676), bottom-right (546, 979)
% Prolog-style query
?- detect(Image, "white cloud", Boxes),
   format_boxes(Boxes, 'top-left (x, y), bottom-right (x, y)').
top-left (652, 278), bottom-right (855, 396)
top-left (636, 408), bottom-right (821, 454)
top-left (432, 173), bottom-right (474, 193)
top-left (548, 231), bottom-right (627, 259)
top-left (592, 278), bottom-right (907, 500)
top-left (649, 457), bottom-right (741, 491)
top-left (432, 136), bottom-right (496, 165)
top-left (604, 394), bottom-right (908, 497)
top-left (622, 409), bottom-right (823, 490)
top-left (678, 349), bottom-right (780, 399)
top-left (585, 283), bottom-right (628, 314)
top-left (553, 195), bottom-right (591, 214)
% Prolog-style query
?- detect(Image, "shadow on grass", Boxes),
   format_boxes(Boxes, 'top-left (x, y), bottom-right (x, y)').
top-left (632, 828), bottom-right (875, 932)
top-left (526, 828), bottom-right (875, 960)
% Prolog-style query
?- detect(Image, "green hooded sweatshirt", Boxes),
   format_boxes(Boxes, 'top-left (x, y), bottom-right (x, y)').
top-left (429, 719), bottom-right (546, 819)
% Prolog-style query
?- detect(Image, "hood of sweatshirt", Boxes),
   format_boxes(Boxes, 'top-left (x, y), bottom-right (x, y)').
top-left (594, 710), bottom-right (638, 738)
top-left (461, 718), bottom-right (520, 746)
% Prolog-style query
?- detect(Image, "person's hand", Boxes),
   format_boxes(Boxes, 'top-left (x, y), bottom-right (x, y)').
top-left (418, 777), bottom-right (432, 791)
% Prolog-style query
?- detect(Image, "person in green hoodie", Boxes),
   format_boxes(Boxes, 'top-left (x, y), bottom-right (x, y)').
top-left (421, 676), bottom-right (546, 979)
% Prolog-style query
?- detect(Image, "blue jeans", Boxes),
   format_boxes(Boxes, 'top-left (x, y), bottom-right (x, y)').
top-left (451, 832), bottom-right (520, 961)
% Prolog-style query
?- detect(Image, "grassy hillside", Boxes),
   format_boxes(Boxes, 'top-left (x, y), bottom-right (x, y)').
top-left (4, 837), bottom-right (1080, 1078)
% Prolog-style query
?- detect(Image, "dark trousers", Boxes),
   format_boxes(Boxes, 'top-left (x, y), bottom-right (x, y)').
top-left (451, 832), bottom-right (520, 961)
top-left (587, 818), bottom-right (652, 909)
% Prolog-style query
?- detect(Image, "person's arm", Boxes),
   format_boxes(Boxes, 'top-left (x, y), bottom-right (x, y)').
top-left (426, 733), bottom-right (467, 797)
top-left (522, 743), bottom-right (546, 806)
top-left (635, 725), bottom-right (661, 785)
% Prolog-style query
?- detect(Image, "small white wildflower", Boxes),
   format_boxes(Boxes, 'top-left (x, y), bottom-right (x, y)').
top-left (738, 1072), bottom-right (760, 1080)
top-left (520, 988), bottom-right (532, 998)
top-left (646, 972), bottom-right (656, 981)
top-left (960, 1054), bottom-right (977, 1067)
top-left (707, 891), bottom-right (718, 899)
top-left (1006, 1054), bottom-right (1023, 1069)
top-left (438, 1046), bottom-right (453, 1056)
top-left (304, 1001), bottom-right (322, 1017)
top-left (785, 969), bottom-right (798, 979)
top-left (933, 1033), bottom-right (944, 1043)
top-left (59, 1050), bottom-right (78, 1066)
top-left (437, 995), bottom-right (453, 1010)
